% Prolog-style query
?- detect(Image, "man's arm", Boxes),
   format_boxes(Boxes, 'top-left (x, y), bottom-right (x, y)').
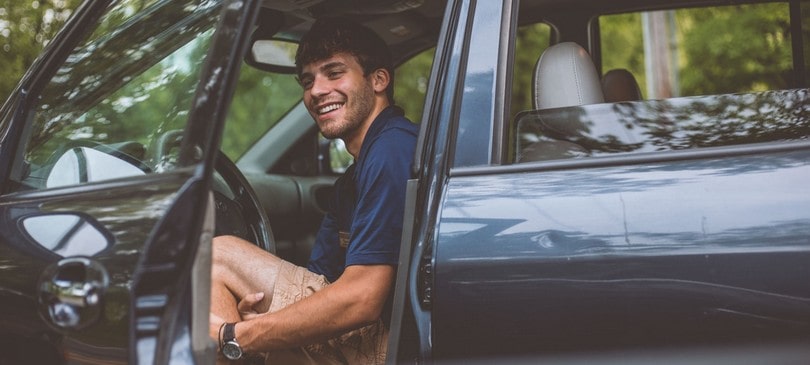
top-left (233, 263), bottom-right (395, 353)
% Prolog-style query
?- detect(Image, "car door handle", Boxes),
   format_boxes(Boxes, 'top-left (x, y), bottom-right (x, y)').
top-left (38, 257), bottom-right (109, 330)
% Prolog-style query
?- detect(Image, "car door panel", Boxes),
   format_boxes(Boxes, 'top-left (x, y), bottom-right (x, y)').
top-left (0, 173), bottom-right (190, 364)
top-left (432, 150), bottom-right (810, 358)
top-left (0, 0), bottom-right (261, 363)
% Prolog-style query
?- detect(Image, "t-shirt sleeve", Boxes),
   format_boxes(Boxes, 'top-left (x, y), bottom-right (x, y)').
top-left (345, 128), bottom-right (416, 267)
top-left (307, 211), bottom-right (344, 282)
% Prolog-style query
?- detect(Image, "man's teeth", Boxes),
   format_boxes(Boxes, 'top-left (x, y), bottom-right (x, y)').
top-left (319, 104), bottom-right (343, 114)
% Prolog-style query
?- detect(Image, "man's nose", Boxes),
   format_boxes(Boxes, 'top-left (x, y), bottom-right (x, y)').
top-left (310, 75), bottom-right (330, 97)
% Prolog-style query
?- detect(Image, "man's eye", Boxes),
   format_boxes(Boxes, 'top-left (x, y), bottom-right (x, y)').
top-left (300, 80), bottom-right (313, 89)
top-left (328, 71), bottom-right (343, 79)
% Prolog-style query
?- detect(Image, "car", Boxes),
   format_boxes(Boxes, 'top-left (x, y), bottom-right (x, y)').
top-left (1, 0), bottom-right (809, 364)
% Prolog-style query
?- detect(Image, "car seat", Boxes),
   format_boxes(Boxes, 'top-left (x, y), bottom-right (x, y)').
top-left (519, 42), bottom-right (602, 162)
top-left (601, 68), bottom-right (643, 102)
top-left (532, 42), bottom-right (604, 109)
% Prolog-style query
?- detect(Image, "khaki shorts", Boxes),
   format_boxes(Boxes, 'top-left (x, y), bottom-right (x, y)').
top-left (263, 260), bottom-right (388, 365)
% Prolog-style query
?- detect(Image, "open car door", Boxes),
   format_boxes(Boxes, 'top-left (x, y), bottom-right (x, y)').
top-left (0, 0), bottom-right (262, 363)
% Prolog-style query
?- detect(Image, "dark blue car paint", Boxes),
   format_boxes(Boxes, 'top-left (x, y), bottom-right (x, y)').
top-left (0, 172), bottom-right (192, 363)
top-left (430, 149), bottom-right (810, 357)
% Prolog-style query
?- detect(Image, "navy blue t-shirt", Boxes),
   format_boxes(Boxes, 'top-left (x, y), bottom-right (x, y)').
top-left (307, 106), bottom-right (418, 282)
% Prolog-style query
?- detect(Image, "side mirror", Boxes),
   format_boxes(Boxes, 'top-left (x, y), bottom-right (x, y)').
top-left (46, 147), bottom-right (146, 188)
top-left (318, 136), bottom-right (353, 174)
top-left (328, 139), bottom-right (353, 174)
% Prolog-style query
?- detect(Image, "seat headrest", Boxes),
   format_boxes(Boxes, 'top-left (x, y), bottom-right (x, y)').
top-left (533, 42), bottom-right (604, 109)
top-left (601, 68), bottom-right (642, 102)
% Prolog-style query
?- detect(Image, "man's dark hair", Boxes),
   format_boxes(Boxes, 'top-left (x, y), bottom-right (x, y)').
top-left (296, 18), bottom-right (395, 103)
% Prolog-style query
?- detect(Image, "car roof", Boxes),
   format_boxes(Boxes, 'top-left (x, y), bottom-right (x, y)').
top-left (258, 0), bottom-right (784, 65)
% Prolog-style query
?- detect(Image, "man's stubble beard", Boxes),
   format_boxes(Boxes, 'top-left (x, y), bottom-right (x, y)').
top-left (319, 79), bottom-right (376, 140)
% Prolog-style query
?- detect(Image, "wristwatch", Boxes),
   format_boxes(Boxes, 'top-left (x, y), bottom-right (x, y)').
top-left (221, 322), bottom-right (244, 360)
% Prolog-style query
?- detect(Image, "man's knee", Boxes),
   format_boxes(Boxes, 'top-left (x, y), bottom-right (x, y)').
top-left (211, 235), bottom-right (282, 276)
top-left (211, 235), bottom-right (250, 278)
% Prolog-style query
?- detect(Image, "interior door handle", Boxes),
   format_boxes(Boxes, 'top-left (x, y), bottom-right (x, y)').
top-left (38, 257), bottom-right (109, 330)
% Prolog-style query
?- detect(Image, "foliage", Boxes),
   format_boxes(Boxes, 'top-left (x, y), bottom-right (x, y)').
top-left (599, 13), bottom-right (647, 97)
top-left (678, 3), bottom-right (792, 95)
top-left (3, 0), bottom-right (804, 164)
top-left (24, 1), bottom-right (219, 174)
top-left (224, 66), bottom-right (301, 160)
top-left (0, 0), bottom-right (81, 101)
top-left (394, 47), bottom-right (435, 123)
top-left (599, 3), bottom-right (794, 98)
top-left (512, 23), bottom-right (551, 116)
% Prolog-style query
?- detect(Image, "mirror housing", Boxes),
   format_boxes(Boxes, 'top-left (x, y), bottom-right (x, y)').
top-left (246, 39), bottom-right (299, 73)
top-left (244, 8), bottom-right (298, 73)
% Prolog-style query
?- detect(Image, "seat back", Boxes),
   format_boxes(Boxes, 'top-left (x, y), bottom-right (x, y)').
top-left (601, 68), bottom-right (643, 102)
top-left (532, 42), bottom-right (604, 109)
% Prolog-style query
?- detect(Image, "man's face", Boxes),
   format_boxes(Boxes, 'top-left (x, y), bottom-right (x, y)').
top-left (299, 52), bottom-right (376, 140)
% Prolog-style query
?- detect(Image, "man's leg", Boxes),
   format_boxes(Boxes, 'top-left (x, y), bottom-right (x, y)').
top-left (210, 235), bottom-right (282, 331)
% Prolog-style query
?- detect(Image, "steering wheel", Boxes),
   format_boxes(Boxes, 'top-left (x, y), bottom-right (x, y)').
top-left (212, 151), bottom-right (276, 253)
top-left (148, 129), bottom-right (275, 252)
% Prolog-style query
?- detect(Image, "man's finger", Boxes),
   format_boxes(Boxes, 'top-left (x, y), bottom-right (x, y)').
top-left (237, 292), bottom-right (265, 314)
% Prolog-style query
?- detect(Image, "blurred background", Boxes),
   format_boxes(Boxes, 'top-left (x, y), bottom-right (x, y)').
top-left (1, 1), bottom-right (798, 160)
top-left (0, 0), bottom-right (80, 101)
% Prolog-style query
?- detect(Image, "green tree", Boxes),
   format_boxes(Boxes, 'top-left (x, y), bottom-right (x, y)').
top-left (599, 3), bottom-right (793, 98)
top-left (0, 0), bottom-right (81, 101)
top-left (224, 66), bottom-right (301, 160)
top-left (395, 47), bottom-right (434, 123)
top-left (511, 23), bottom-right (551, 117)
top-left (678, 3), bottom-right (792, 95)
top-left (599, 13), bottom-right (647, 97)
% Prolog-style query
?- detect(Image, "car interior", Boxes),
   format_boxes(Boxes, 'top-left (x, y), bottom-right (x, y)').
top-left (234, 0), bottom-right (808, 264)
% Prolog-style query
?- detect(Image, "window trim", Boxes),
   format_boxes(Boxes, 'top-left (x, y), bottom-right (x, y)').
top-left (451, 139), bottom-right (810, 177)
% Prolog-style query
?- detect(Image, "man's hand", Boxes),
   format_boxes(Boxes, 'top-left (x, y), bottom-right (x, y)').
top-left (208, 293), bottom-right (264, 346)
top-left (237, 292), bottom-right (265, 321)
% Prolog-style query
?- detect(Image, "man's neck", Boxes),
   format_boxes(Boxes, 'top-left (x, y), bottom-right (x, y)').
top-left (344, 100), bottom-right (390, 159)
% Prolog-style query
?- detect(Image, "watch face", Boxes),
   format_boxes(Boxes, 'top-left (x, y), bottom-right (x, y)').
top-left (222, 341), bottom-right (243, 360)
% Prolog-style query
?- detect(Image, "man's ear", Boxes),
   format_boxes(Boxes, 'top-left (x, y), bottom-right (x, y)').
top-left (371, 68), bottom-right (390, 93)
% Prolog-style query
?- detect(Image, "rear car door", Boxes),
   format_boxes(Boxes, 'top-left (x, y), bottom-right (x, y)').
top-left (0, 0), bottom-right (258, 363)
top-left (391, 0), bottom-right (810, 363)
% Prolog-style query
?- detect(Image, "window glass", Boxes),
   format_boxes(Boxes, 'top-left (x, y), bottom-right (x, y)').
top-left (511, 23), bottom-right (551, 117)
top-left (9, 0), bottom-right (220, 192)
top-left (512, 2), bottom-right (809, 164)
top-left (222, 67), bottom-right (300, 161)
top-left (804, 1), bottom-right (810, 78)
top-left (327, 47), bottom-right (437, 173)
top-left (514, 89), bottom-right (810, 163)
top-left (600, 3), bottom-right (793, 98)
top-left (395, 47), bottom-right (435, 123)
top-left (221, 46), bottom-right (434, 163)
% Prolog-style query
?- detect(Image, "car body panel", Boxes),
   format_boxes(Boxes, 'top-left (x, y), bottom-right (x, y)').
top-left (393, 0), bottom-right (810, 362)
top-left (0, 0), bottom-right (260, 363)
top-left (0, 173), bottom-right (193, 363)
top-left (432, 149), bottom-right (810, 357)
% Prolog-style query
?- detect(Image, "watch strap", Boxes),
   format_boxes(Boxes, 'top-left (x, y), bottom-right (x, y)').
top-left (223, 322), bottom-right (237, 342)
top-left (221, 322), bottom-right (243, 360)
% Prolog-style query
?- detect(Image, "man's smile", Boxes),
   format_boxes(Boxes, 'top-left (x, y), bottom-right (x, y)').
top-left (317, 102), bottom-right (344, 115)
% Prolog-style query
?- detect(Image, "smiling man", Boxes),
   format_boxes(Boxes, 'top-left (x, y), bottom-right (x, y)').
top-left (209, 18), bottom-right (418, 364)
